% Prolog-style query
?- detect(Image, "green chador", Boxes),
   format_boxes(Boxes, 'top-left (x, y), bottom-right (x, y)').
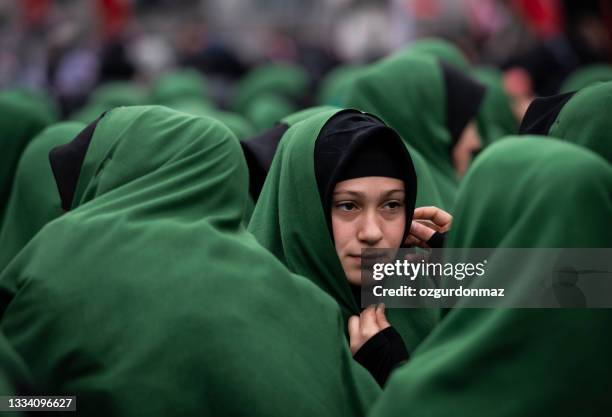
top-left (0, 106), bottom-right (379, 416)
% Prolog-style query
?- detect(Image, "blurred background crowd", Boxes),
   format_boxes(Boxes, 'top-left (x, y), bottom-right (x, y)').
top-left (1, 0), bottom-right (611, 124)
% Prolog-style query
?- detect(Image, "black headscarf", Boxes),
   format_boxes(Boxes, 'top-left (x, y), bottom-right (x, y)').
top-left (240, 123), bottom-right (289, 201)
top-left (49, 114), bottom-right (105, 211)
top-left (440, 61), bottom-right (487, 145)
top-left (314, 110), bottom-right (417, 245)
top-left (518, 91), bottom-right (576, 135)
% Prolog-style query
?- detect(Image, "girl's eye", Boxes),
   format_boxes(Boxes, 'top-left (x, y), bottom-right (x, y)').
top-left (383, 201), bottom-right (403, 210)
top-left (336, 202), bottom-right (358, 212)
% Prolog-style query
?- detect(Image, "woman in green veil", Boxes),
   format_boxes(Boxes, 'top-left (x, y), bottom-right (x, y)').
top-left (343, 52), bottom-right (486, 209)
top-left (520, 81), bottom-right (612, 164)
top-left (370, 137), bottom-right (612, 416)
top-left (0, 122), bottom-right (85, 272)
top-left (0, 106), bottom-right (379, 416)
top-left (0, 88), bottom-right (57, 226)
top-left (249, 108), bottom-right (451, 386)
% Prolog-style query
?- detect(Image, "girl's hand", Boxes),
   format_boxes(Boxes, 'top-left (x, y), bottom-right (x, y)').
top-left (405, 206), bottom-right (452, 248)
top-left (348, 304), bottom-right (390, 355)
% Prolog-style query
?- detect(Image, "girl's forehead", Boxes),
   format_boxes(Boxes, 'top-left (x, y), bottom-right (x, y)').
top-left (333, 177), bottom-right (405, 194)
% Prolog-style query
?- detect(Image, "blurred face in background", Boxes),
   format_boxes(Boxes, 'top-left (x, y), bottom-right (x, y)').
top-left (453, 120), bottom-right (481, 177)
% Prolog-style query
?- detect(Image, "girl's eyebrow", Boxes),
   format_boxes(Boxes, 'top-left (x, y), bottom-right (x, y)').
top-left (333, 190), bottom-right (363, 197)
top-left (383, 189), bottom-right (405, 195)
top-left (333, 189), bottom-right (405, 197)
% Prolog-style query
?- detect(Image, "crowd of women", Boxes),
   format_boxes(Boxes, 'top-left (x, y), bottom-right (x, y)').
top-left (0, 38), bottom-right (611, 416)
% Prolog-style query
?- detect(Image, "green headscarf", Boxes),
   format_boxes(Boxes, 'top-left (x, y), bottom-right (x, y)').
top-left (169, 98), bottom-right (255, 140)
top-left (0, 89), bottom-right (57, 226)
top-left (402, 40), bottom-right (516, 148)
top-left (0, 106), bottom-right (379, 415)
top-left (371, 137), bottom-right (612, 417)
top-left (559, 64), bottom-right (612, 93)
top-left (281, 105), bottom-right (340, 126)
top-left (284, 108), bottom-right (443, 208)
top-left (233, 63), bottom-right (308, 114)
top-left (548, 81), bottom-right (612, 164)
top-left (248, 109), bottom-right (440, 353)
top-left (244, 93), bottom-right (296, 132)
top-left (404, 38), bottom-right (470, 72)
top-left (0, 122), bottom-right (85, 272)
top-left (150, 68), bottom-right (209, 106)
top-left (343, 52), bottom-right (458, 209)
top-left (71, 82), bottom-right (148, 124)
top-left (317, 65), bottom-right (364, 107)
top-left (473, 68), bottom-right (518, 147)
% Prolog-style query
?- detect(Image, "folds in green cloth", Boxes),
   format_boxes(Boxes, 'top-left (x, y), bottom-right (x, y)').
top-left (559, 64), bottom-right (612, 93)
top-left (150, 68), bottom-right (209, 106)
top-left (168, 98), bottom-right (255, 140)
top-left (280, 105), bottom-right (340, 127)
top-left (248, 109), bottom-right (440, 353)
top-left (548, 81), bottom-right (612, 164)
top-left (473, 68), bottom-right (518, 147)
top-left (0, 332), bottom-right (32, 399)
top-left (0, 105), bottom-right (379, 416)
top-left (403, 38), bottom-right (470, 72)
top-left (371, 137), bottom-right (612, 417)
top-left (343, 52), bottom-right (457, 209)
top-left (0, 122), bottom-right (86, 273)
top-left (71, 81), bottom-right (149, 124)
top-left (244, 93), bottom-right (296, 132)
top-left (317, 65), bottom-right (364, 107)
top-left (402, 39), bottom-right (518, 149)
top-left (233, 63), bottom-right (309, 114)
top-left (0, 88), bottom-right (58, 227)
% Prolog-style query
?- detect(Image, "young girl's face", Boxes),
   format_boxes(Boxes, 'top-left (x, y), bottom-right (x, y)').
top-left (331, 176), bottom-right (406, 285)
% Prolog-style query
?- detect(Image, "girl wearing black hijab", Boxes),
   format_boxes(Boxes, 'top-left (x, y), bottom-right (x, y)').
top-left (249, 109), bottom-right (451, 386)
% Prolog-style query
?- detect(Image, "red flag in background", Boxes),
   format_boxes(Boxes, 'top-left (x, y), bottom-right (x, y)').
top-left (510, 0), bottom-right (563, 39)
top-left (98, 0), bottom-right (132, 39)
top-left (22, 0), bottom-right (53, 29)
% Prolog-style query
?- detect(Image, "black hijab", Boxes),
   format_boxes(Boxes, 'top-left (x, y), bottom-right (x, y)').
top-left (314, 110), bottom-right (417, 245)
top-left (240, 123), bottom-right (289, 201)
top-left (440, 61), bottom-right (487, 145)
top-left (49, 114), bottom-right (105, 211)
top-left (518, 91), bottom-right (576, 135)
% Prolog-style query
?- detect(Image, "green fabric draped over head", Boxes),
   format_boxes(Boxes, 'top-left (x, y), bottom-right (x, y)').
top-left (0, 105), bottom-right (379, 415)
top-left (248, 109), bottom-right (440, 353)
top-left (168, 98), bottom-right (255, 140)
top-left (244, 93), bottom-right (296, 132)
top-left (150, 68), bottom-right (209, 106)
top-left (280, 105), bottom-right (339, 126)
top-left (402, 40), bottom-right (516, 148)
top-left (343, 52), bottom-right (457, 209)
top-left (317, 65), bottom-right (364, 107)
top-left (548, 81), bottom-right (612, 164)
top-left (371, 137), bottom-right (612, 417)
top-left (289, 106), bottom-right (442, 208)
top-left (0, 89), bottom-right (57, 227)
top-left (404, 38), bottom-right (470, 72)
top-left (473, 68), bottom-right (518, 147)
top-left (0, 122), bottom-right (86, 272)
top-left (154, 97), bottom-right (257, 221)
top-left (559, 64), bottom-right (612, 93)
top-left (71, 82), bottom-right (148, 123)
top-left (233, 63), bottom-right (309, 114)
